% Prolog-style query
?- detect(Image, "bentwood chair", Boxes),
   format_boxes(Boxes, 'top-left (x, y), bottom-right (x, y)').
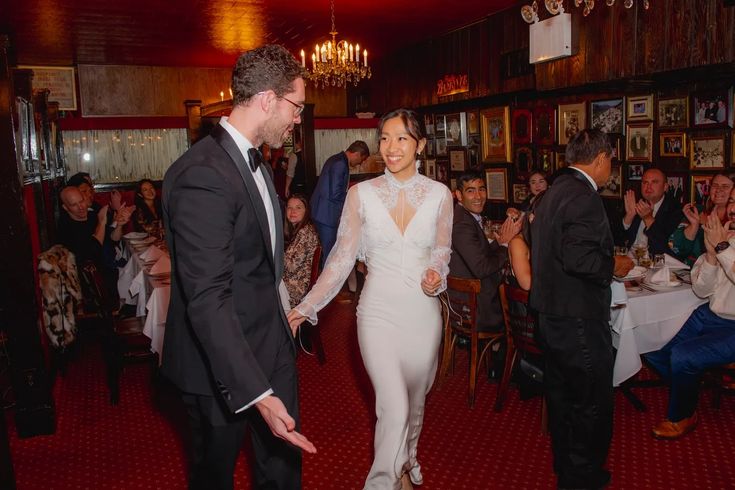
top-left (439, 276), bottom-right (504, 407)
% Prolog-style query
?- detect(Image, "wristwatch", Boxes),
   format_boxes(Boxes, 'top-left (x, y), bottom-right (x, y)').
top-left (715, 241), bottom-right (731, 254)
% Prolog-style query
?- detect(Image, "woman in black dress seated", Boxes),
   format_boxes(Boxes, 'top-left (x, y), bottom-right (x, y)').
top-left (133, 179), bottom-right (163, 239)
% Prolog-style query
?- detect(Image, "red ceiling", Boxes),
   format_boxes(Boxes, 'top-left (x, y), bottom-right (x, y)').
top-left (2, 0), bottom-right (518, 68)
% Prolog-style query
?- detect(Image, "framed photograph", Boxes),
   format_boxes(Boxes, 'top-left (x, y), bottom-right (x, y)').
top-left (435, 115), bottom-right (447, 138)
top-left (512, 108), bottom-right (533, 144)
top-left (660, 132), bottom-right (687, 157)
top-left (626, 95), bottom-right (654, 121)
top-left (467, 110), bottom-right (480, 135)
top-left (691, 174), bottom-right (712, 207)
top-left (436, 137), bottom-right (447, 157)
top-left (665, 172), bottom-right (688, 205)
top-left (436, 160), bottom-right (450, 185)
top-left (558, 102), bottom-right (586, 145)
top-left (424, 114), bottom-right (435, 136)
top-left (467, 145), bottom-right (480, 169)
top-left (590, 98), bottom-right (624, 134)
top-left (481, 106), bottom-right (511, 162)
top-left (513, 184), bottom-right (530, 204)
top-left (557, 152), bottom-right (567, 169)
top-left (18, 65), bottom-right (78, 110)
top-left (534, 106), bottom-right (556, 145)
top-left (485, 167), bottom-right (509, 203)
top-left (445, 112), bottom-right (468, 146)
top-left (690, 135), bottom-right (726, 169)
top-left (450, 178), bottom-right (457, 192)
top-left (425, 138), bottom-right (435, 158)
top-left (609, 133), bottom-right (622, 161)
top-left (600, 165), bottom-right (622, 199)
top-left (515, 146), bottom-right (533, 178)
top-left (692, 92), bottom-right (729, 127)
top-left (449, 149), bottom-right (467, 171)
top-left (536, 148), bottom-right (555, 174)
top-left (658, 96), bottom-right (688, 129)
top-left (425, 159), bottom-right (436, 179)
top-left (627, 164), bottom-right (644, 181)
top-left (625, 122), bottom-right (653, 162)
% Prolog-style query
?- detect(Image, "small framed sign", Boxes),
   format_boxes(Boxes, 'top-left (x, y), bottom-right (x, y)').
top-left (19, 66), bottom-right (77, 110)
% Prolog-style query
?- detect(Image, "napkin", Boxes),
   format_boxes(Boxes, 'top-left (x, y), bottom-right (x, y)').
top-left (140, 245), bottom-right (164, 262)
top-left (649, 265), bottom-right (676, 286)
top-left (664, 253), bottom-right (689, 270)
top-left (123, 231), bottom-right (147, 240)
top-left (149, 255), bottom-right (171, 275)
top-left (610, 281), bottom-right (627, 306)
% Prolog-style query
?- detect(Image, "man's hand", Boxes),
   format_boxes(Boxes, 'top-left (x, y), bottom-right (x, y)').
top-left (110, 190), bottom-right (123, 211)
top-left (286, 309), bottom-right (306, 336)
top-left (613, 255), bottom-right (635, 278)
top-left (496, 216), bottom-right (523, 245)
top-left (682, 203), bottom-right (700, 227)
top-left (623, 190), bottom-right (637, 224)
top-left (115, 203), bottom-right (135, 225)
top-left (421, 269), bottom-right (441, 296)
top-left (703, 212), bottom-right (733, 249)
top-left (97, 204), bottom-right (109, 226)
top-left (255, 395), bottom-right (316, 454)
top-left (635, 199), bottom-right (653, 220)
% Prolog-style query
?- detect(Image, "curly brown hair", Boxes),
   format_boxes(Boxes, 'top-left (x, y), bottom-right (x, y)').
top-left (231, 45), bottom-right (307, 106)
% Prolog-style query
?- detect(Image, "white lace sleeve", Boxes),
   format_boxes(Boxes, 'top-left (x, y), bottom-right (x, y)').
top-left (295, 185), bottom-right (362, 324)
top-left (426, 186), bottom-right (453, 295)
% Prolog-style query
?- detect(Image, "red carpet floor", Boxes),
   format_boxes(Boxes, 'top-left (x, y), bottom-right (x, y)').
top-left (8, 299), bottom-right (735, 489)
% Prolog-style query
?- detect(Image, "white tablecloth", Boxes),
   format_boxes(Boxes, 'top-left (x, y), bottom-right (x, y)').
top-left (610, 284), bottom-right (707, 386)
top-left (143, 278), bottom-right (170, 363)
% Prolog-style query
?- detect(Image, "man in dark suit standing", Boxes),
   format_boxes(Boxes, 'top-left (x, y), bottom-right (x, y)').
top-left (530, 129), bottom-right (634, 489)
top-left (614, 168), bottom-right (684, 254)
top-left (162, 45), bottom-right (315, 490)
top-left (449, 170), bottom-right (521, 332)
top-left (310, 141), bottom-right (369, 266)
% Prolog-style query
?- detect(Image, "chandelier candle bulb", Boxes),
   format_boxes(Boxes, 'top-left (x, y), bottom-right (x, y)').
top-left (349, 44), bottom-right (354, 61)
top-left (300, 50), bottom-right (306, 67)
top-left (220, 91), bottom-right (224, 102)
top-left (363, 50), bottom-right (367, 67)
top-left (356, 44), bottom-right (360, 62)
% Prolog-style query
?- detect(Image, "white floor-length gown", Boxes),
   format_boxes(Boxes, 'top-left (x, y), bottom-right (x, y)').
top-left (296, 169), bottom-right (453, 489)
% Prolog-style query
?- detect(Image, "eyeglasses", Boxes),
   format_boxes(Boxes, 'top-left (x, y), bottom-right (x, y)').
top-left (279, 96), bottom-right (304, 117)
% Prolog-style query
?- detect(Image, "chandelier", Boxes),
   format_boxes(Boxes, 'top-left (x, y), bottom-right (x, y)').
top-left (299, 0), bottom-right (371, 88)
top-left (522, 0), bottom-right (650, 21)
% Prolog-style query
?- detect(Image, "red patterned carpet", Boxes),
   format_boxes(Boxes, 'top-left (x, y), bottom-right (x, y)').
top-left (8, 299), bottom-right (735, 489)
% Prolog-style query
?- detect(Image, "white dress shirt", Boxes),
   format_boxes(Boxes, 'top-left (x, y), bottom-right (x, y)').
top-left (570, 166), bottom-right (598, 190)
top-left (622, 195), bottom-right (664, 248)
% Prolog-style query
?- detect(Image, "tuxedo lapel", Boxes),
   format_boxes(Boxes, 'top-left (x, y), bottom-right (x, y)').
top-left (260, 163), bottom-right (284, 282)
top-left (211, 125), bottom-right (276, 274)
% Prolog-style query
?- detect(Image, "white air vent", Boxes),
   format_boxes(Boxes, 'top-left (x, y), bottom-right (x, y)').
top-left (529, 13), bottom-right (577, 64)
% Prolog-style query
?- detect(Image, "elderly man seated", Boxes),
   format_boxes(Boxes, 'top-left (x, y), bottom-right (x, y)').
top-left (645, 187), bottom-right (735, 439)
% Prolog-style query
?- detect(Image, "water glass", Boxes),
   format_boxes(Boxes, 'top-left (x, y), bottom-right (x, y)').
top-left (614, 246), bottom-right (628, 256)
top-left (654, 253), bottom-right (665, 268)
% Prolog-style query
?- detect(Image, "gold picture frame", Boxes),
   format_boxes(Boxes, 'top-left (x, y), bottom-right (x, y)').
top-left (659, 132), bottom-right (687, 157)
top-left (485, 167), bottom-right (509, 203)
top-left (481, 106), bottom-right (511, 163)
top-left (558, 102), bottom-right (586, 145)
top-left (626, 94), bottom-right (654, 121)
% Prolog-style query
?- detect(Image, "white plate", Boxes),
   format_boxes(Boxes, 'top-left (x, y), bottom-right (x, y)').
top-left (131, 236), bottom-right (157, 245)
top-left (616, 266), bottom-right (647, 282)
top-left (643, 279), bottom-right (682, 291)
top-left (124, 232), bottom-right (148, 240)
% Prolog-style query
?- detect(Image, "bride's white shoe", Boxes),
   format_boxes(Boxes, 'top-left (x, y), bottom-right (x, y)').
top-left (408, 466), bottom-right (423, 486)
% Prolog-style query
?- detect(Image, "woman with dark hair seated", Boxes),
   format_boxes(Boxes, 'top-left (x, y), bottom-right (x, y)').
top-left (133, 179), bottom-right (163, 238)
top-left (519, 169), bottom-right (548, 212)
top-left (283, 194), bottom-right (320, 308)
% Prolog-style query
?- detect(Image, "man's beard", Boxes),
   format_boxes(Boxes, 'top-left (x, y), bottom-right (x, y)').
top-left (260, 119), bottom-right (289, 149)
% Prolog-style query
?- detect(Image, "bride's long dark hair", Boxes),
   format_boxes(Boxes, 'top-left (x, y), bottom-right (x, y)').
top-left (378, 108), bottom-right (426, 149)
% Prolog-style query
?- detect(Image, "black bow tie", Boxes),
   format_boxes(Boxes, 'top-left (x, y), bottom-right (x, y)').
top-left (247, 148), bottom-right (265, 172)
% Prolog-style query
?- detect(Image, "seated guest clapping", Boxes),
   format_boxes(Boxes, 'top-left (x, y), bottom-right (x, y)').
top-left (614, 168), bottom-right (683, 255)
top-left (449, 170), bottom-right (522, 332)
top-left (645, 187), bottom-right (735, 439)
top-left (283, 194), bottom-right (320, 308)
top-left (133, 179), bottom-right (164, 239)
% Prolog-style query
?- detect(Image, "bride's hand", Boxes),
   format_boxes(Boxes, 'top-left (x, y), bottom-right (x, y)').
top-left (286, 309), bottom-right (306, 336)
top-left (421, 269), bottom-right (441, 296)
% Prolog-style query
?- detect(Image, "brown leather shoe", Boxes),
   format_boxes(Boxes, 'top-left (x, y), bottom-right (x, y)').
top-left (652, 413), bottom-right (698, 440)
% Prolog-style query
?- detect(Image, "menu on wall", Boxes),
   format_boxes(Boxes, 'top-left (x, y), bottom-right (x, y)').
top-left (19, 66), bottom-right (77, 110)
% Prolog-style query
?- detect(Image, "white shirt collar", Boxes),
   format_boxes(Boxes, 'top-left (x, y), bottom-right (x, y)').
top-left (570, 166), bottom-right (598, 190)
top-left (219, 116), bottom-right (255, 169)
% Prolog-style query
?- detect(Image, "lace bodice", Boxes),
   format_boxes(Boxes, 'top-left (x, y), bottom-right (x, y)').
top-left (295, 169), bottom-right (453, 324)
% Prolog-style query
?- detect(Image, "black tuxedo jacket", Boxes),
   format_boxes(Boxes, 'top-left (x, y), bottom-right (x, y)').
top-left (448, 203), bottom-right (508, 331)
top-left (612, 193), bottom-right (683, 255)
top-left (161, 124), bottom-right (292, 414)
top-left (530, 168), bottom-right (615, 321)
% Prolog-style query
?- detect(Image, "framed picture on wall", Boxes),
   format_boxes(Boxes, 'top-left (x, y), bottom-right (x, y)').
top-left (513, 184), bottom-right (529, 204)
top-left (512, 109), bottom-right (533, 144)
top-left (658, 96), bottom-right (688, 129)
top-left (590, 98), bottom-right (624, 134)
top-left (691, 174), bottom-right (712, 207)
top-left (557, 152), bottom-right (567, 169)
top-left (425, 159), bottom-right (436, 179)
top-left (599, 165), bottom-right (622, 199)
top-left (436, 160), bottom-right (450, 185)
top-left (692, 92), bottom-right (729, 127)
top-left (626, 95), bottom-right (654, 121)
top-left (558, 102), bottom-right (586, 145)
top-left (435, 115), bottom-right (447, 138)
top-left (690, 135), bottom-right (726, 169)
top-left (665, 172), bottom-right (688, 205)
top-left (609, 133), bottom-right (622, 161)
top-left (481, 106), bottom-right (511, 162)
top-left (625, 122), bottom-right (653, 162)
top-left (425, 138), bottom-right (435, 158)
top-left (659, 132), bottom-right (687, 157)
top-left (515, 146), bottom-right (533, 178)
top-left (436, 137), bottom-right (448, 156)
top-left (534, 106), bottom-right (556, 145)
top-left (467, 110), bottom-right (480, 135)
top-left (445, 112), bottom-right (468, 146)
top-left (485, 167), bottom-right (509, 203)
top-left (424, 114), bottom-right (435, 136)
top-left (627, 163), bottom-right (644, 181)
top-left (449, 149), bottom-right (467, 171)
top-left (536, 148), bottom-right (555, 174)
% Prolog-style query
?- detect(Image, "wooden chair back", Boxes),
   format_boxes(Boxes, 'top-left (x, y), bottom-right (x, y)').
top-left (499, 283), bottom-right (542, 356)
top-left (445, 275), bottom-right (482, 336)
top-left (309, 245), bottom-right (322, 288)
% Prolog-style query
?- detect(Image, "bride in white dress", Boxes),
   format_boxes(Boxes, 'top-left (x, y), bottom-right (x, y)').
top-left (288, 108), bottom-right (453, 489)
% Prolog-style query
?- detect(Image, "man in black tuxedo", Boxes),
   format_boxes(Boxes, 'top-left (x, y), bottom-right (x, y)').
top-left (530, 129), bottom-right (634, 489)
top-left (449, 170), bottom-right (521, 332)
top-left (614, 168), bottom-right (684, 254)
top-left (162, 45), bottom-right (315, 490)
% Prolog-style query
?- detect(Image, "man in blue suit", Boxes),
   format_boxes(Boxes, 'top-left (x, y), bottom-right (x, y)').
top-left (310, 140), bottom-right (370, 266)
